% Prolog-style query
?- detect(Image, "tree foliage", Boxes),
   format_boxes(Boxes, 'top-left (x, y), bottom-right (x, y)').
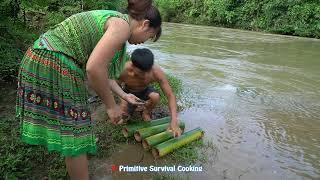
top-left (0, 0), bottom-right (125, 81)
top-left (155, 0), bottom-right (320, 38)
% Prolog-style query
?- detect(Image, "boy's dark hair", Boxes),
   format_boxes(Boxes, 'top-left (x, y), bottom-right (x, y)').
top-left (127, 0), bottom-right (162, 41)
top-left (131, 48), bottom-right (154, 71)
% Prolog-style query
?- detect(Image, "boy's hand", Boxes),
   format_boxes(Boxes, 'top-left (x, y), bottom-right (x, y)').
top-left (124, 93), bottom-right (145, 106)
top-left (167, 122), bottom-right (182, 137)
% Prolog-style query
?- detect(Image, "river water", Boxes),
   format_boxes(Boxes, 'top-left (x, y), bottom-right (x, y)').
top-left (93, 23), bottom-right (320, 179)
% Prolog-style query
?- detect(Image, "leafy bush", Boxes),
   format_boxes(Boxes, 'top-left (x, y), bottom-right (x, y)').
top-left (0, 0), bottom-right (126, 82)
top-left (155, 0), bottom-right (320, 38)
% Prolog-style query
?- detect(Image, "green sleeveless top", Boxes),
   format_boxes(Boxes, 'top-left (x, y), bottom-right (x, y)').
top-left (33, 10), bottom-right (129, 79)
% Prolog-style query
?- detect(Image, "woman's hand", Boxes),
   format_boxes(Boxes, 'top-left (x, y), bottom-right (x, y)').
top-left (106, 105), bottom-right (123, 125)
top-left (167, 121), bottom-right (182, 137)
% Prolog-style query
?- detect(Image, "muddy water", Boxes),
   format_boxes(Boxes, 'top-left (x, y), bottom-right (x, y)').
top-left (93, 23), bottom-right (320, 179)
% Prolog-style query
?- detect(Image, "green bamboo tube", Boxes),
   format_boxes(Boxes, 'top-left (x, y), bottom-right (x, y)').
top-left (152, 127), bottom-right (204, 158)
top-left (122, 117), bottom-right (170, 137)
top-left (142, 128), bottom-right (185, 150)
top-left (134, 122), bottom-right (185, 142)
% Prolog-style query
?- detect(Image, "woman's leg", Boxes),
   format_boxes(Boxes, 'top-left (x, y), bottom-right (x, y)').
top-left (65, 154), bottom-right (89, 180)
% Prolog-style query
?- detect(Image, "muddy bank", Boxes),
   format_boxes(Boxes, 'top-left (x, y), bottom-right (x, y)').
top-left (88, 98), bottom-right (215, 180)
top-left (88, 98), bottom-right (172, 179)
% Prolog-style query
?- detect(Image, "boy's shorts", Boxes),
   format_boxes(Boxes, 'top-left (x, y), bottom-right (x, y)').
top-left (123, 86), bottom-right (158, 114)
top-left (123, 86), bottom-right (158, 101)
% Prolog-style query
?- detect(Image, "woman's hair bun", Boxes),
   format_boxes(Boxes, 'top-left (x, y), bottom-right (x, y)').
top-left (127, 0), bottom-right (152, 19)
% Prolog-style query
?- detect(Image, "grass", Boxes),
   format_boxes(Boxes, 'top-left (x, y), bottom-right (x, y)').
top-left (149, 139), bottom-right (216, 179)
top-left (152, 73), bottom-right (183, 108)
top-left (0, 82), bottom-right (67, 179)
top-left (93, 118), bottom-right (128, 158)
top-left (166, 139), bottom-right (209, 164)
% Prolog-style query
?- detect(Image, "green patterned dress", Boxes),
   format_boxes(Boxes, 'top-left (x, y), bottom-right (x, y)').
top-left (16, 10), bottom-right (129, 156)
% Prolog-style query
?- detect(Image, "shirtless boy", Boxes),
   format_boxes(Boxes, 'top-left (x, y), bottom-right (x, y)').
top-left (118, 48), bottom-right (181, 135)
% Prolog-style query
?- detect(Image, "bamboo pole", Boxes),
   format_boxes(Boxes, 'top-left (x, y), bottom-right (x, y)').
top-left (122, 117), bottom-right (170, 137)
top-left (142, 128), bottom-right (185, 150)
top-left (134, 122), bottom-right (185, 142)
top-left (152, 128), bottom-right (204, 158)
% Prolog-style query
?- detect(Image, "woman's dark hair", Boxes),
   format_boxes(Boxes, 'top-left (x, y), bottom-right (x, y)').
top-left (131, 48), bottom-right (154, 71)
top-left (127, 0), bottom-right (162, 41)
top-left (127, 0), bottom-right (152, 19)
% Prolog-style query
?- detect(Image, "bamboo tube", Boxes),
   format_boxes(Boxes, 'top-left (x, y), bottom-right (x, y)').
top-left (142, 128), bottom-right (185, 150)
top-left (122, 117), bottom-right (170, 137)
top-left (134, 122), bottom-right (185, 142)
top-left (152, 128), bottom-right (204, 158)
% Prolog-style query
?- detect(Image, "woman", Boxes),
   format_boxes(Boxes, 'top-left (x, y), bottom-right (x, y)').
top-left (16, 0), bottom-right (166, 179)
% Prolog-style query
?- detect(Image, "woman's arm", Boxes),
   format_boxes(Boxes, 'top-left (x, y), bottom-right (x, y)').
top-left (86, 17), bottom-right (130, 122)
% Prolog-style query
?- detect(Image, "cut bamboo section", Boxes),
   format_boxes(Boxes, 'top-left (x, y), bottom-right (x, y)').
top-left (134, 122), bottom-right (185, 142)
top-left (122, 117), bottom-right (170, 137)
top-left (152, 127), bottom-right (204, 158)
top-left (142, 128), bottom-right (185, 150)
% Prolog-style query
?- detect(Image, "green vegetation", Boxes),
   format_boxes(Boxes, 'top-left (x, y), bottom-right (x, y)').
top-left (156, 0), bottom-right (320, 38)
top-left (0, 17), bottom-right (37, 81)
top-left (0, 0), bottom-right (126, 82)
top-left (152, 74), bottom-right (183, 108)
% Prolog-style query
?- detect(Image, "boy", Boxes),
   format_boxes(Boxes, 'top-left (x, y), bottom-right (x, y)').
top-left (118, 48), bottom-right (181, 136)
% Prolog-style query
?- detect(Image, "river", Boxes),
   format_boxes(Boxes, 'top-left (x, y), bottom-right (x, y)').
top-left (93, 22), bottom-right (320, 179)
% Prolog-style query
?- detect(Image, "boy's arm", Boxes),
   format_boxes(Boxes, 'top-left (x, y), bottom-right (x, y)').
top-left (154, 66), bottom-right (181, 136)
top-left (109, 79), bottom-right (145, 105)
top-left (108, 79), bottom-right (126, 100)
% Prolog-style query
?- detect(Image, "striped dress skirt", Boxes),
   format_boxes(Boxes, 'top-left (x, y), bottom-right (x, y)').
top-left (16, 48), bottom-right (96, 156)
